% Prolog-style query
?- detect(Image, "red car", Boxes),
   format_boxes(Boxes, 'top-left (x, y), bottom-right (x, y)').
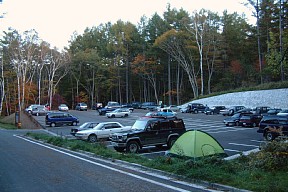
top-left (239, 114), bottom-right (262, 127)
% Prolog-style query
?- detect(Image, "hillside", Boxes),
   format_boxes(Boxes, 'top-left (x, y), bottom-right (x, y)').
top-left (184, 88), bottom-right (288, 109)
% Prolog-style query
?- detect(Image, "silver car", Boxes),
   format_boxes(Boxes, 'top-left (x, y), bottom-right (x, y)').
top-left (75, 122), bottom-right (131, 142)
top-left (31, 105), bottom-right (48, 116)
top-left (106, 108), bottom-right (131, 118)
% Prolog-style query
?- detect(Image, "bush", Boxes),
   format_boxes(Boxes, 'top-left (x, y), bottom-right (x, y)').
top-left (243, 141), bottom-right (288, 171)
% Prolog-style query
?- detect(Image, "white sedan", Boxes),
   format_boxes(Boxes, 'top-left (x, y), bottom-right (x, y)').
top-left (106, 108), bottom-right (131, 118)
top-left (58, 104), bottom-right (69, 111)
top-left (277, 109), bottom-right (288, 116)
top-left (74, 122), bottom-right (131, 142)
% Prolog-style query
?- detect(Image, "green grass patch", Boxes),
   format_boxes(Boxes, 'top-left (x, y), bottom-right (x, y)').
top-left (0, 122), bottom-right (17, 129)
top-left (25, 132), bottom-right (288, 192)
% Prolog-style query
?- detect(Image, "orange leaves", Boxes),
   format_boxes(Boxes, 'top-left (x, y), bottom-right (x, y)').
top-left (131, 54), bottom-right (161, 75)
top-left (230, 60), bottom-right (242, 74)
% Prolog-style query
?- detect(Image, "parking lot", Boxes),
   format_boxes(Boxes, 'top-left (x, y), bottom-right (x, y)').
top-left (33, 109), bottom-right (264, 158)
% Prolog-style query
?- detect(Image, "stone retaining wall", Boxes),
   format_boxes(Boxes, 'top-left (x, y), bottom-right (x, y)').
top-left (186, 88), bottom-right (288, 109)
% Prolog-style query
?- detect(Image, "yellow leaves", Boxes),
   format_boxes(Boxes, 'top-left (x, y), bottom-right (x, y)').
top-left (154, 29), bottom-right (178, 46)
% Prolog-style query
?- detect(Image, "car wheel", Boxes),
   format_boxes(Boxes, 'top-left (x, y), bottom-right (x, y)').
top-left (211, 111), bottom-right (214, 115)
top-left (167, 137), bottom-right (177, 148)
top-left (50, 123), bottom-right (56, 127)
top-left (194, 109), bottom-right (198, 114)
top-left (126, 141), bottom-right (139, 153)
top-left (114, 147), bottom-right (125, 152)
top-left (229, 110), bottom-right (234, 116)
top-left (72, 121), bottom-right (77, 126)
top-left (88, 135), bottom-right (97, 143)
top-left (111, 114), bottom-right (115, 118)
top-left (235, 121), bottom-right (239, 126)
top-left (124, 114), bottom-right (128, 117)
top-left (264, 131), bottom-right (275, 141)
top-left (252, 123), bottom-right (257, 127)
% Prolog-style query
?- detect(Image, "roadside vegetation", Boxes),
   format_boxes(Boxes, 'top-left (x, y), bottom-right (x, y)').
top-left (26, 132), bottom-right (288, 192)
top-left (0, 122), bottom-right (17, 129)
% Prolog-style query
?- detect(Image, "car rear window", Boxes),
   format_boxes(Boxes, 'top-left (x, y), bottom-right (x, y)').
top-left (240, 115), bottom-right (251, 120)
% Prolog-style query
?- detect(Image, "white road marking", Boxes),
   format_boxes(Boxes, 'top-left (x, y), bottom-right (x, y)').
top-left (224, 149), bottom-right (242, 152)
top-left (207, 129), bottom-right (248, 134)
top-left (228, 143), bottom-right (259, 148)
top-left (15, 135), bottom-right (220, 192)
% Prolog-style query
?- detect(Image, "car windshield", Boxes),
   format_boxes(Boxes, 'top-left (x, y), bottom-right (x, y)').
top-left (241, 115), bottom-right (250, 120)
top-left (93, 124), bottom-right (104, 130)
top-left (79, 122), bottom-right (90, 128)
top-left (232, 113), bottom-right (241, 118)
top-left (131, 119), bottom-right (148, 130)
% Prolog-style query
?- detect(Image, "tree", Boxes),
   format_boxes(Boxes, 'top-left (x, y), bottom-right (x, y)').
top-left (0, 46), bottom-right (4, 116)
top-left (188, 10), bottom-right (207, 96)
top-left (132, 54), bottom-right (162, 104)
top-left (163, 6), bottom-right (189, 105)
top-left (155, 29), bottom-right (200, 98)
top-left (4, 29), bottom-right (40, 111)
top-left (45, 49), bottom-right (70, 109)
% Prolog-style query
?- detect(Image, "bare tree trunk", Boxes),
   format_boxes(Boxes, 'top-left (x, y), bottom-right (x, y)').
top-left (176, 62), bottom-right (180, 106)
top-left (0, 49), bottom-right (4, 116)
top-left (168, 54), bottom-right (172, 105)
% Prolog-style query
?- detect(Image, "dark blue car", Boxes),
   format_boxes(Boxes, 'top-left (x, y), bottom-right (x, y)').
top-left (45, 112), bottom-right (79, 127)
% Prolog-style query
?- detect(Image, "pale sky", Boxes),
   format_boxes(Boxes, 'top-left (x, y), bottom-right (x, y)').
top-left (0, 0), bottom-right (253, 49)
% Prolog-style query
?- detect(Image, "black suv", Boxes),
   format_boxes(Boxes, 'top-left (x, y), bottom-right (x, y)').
top-left (110, 116), bottom-right (186, 153)
top-left (187, 103), bottom-right (206, 113)
top-left (257, 115), bottom-right (288, 141)
top-left (204, 106), bottom-right (226, 115)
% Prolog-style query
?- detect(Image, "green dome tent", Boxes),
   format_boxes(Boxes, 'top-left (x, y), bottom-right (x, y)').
top-left (169, 130), bottom-right (227, 158)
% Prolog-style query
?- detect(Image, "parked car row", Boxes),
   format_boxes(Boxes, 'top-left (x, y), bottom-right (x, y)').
top-left (25, 104), bottom-right (50, 116)
top-left (175, 102), bottom-right (288, 142)
top-left (70, 110), bottom-right (186, 153)
top-left (223, 112), bottom-right (262, 127)
top-left (220, 107), bottom-right (288, 141)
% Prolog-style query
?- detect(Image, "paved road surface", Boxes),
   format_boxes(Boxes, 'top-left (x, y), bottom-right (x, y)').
top-left (0, 129), bottom-right (227, 192)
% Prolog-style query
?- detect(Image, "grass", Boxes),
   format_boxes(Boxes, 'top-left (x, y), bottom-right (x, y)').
top-left (25, 132), bottom-right (288, 192)
top-left (0, 122), bottom-right (17, 129)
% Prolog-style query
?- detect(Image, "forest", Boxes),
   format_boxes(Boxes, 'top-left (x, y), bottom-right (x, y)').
top-left (0, 0), bottom-right (287, 115)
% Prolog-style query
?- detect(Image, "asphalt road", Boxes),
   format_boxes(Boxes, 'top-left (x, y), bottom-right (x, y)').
top-left (0, 129), bottom-right (229, 192)
top-left (34, 109), bottom-right (264, 157)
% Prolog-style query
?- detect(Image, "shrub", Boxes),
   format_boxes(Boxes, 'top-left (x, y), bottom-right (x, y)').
top-left (244, 141), bottom-right (288, 171)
